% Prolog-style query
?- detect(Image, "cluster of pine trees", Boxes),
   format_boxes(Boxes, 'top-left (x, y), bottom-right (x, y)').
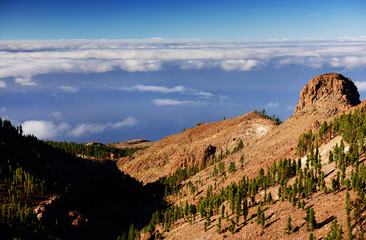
top-left (254, 109), bottom-right (282, 125)
top-left (160, 139), bottom-right (246, 198)
top-left (0, 119), bottom-right (53, 238)
top-left (0, 161), bottom-right (47, 236)
top-left (46, 140), bottom-right (143, 159)
top-left (0, 118), bottom-right (165, 239)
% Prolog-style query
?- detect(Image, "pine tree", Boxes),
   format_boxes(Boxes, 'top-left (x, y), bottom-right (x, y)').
top-left (309, 208), bottom-right (316, 231)
top-left (347, 215), bottom-right (352, 240)
top-left (304, 207), bottom-right (312, 231)
top-left (260, 212), bottom-right (265, 228)
top-left (267, 191), bottom-right (273, 204)
top-left (216, 217), bottom-right (221, 233)
top-left (285, 215), bottom-right (292, 234)
top-left (229, 161), bottom-right (236, 173)
top-left (228, 219), bottom-right (236, 233)
top-left (324, 218), bottom-right (343, 240)
top-left (243, 198), bottom-right (248, 223)
top-left (329, 150), bottom-right (334, 163)
top-left (235, 193), bottom-right (241, 225)
top-left (309, 233), bottom-right (316, 240)
top-left (257, 206), bottom-right (261, 224)
top-left (128, 223), bottom-right (136, 240)
top-left (240, 155), bottom-right (244, 167)
top-left (206, 214), bottom-right (211, 227)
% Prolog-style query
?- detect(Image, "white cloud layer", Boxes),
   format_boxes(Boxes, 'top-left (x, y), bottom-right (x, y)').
top-left (265, 102), bottom-right (279, 108)
top-left (14, 77), bottom-right (37, 86)
top-left (58, 85), bottom-right (79, 93)
top-left (22, 120), bottom-right (70, 139)
top-left (1, 38), bottom-right (366, 85)
top-left (152, 99), bottom-right (192, 106)
top-left (22, 117), bottom-right (137, 139)
top-left (122, 85), bottom-right (186, 93)
top-left (355, 81), bottom-right (366, 91)
top-left (69, 117), bottom-right (137, 137)
top-left (121, 84), bottom-right (213, 98)
top-left (220, 59), bottom-right (263, 71)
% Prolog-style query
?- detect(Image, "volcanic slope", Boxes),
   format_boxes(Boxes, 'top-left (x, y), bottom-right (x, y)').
top-left (117, 112), bottom-right (277, 184)
top-left (127, 73), bottom-right (366, 240)
top-left (118, 73), bottom-right (359, 186)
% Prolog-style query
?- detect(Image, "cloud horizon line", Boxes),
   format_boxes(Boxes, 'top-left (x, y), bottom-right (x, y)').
top-left (1, 38), bottom-right (366, 87)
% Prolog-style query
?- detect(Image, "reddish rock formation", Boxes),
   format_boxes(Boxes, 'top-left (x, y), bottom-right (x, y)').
top-left (85, 142), bottom-right (105, 147)
top-left (295, 73), bottom-right (360, 115)
top-left (69, 210), bottom-right (88, 227)
top-left (107, 139), bottom-right (153, 149)
top-left (33, 194), bottom-right (61, 220)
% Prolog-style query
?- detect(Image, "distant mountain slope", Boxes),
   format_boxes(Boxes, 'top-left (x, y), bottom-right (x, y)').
top-left (117, 112), bottom-right (277, 184)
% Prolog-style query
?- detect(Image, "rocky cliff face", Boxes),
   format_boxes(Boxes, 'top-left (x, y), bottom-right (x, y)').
top-left (107, 139), bottom-right (153, 149)
top-left (295, 73), bottom-right (360, 115)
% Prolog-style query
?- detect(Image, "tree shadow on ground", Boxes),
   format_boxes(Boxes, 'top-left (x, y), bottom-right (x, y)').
top-left (265, 212), bottom-right (274, 221)
top-left (324, 169), bottom-right (335, 178)
top-left (316, 215), bottom-right (335, 229)
top-left (265, 217), bottom-right (280, 228)
top-left (293, 222), bottom-right (306, 232)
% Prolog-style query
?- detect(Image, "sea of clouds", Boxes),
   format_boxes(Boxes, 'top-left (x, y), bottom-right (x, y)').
top-left (1, 38), bottom-right (366, 87)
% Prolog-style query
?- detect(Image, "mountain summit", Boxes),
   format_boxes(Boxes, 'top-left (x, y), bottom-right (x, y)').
top-left (295, 73), bottom-right (360, 115)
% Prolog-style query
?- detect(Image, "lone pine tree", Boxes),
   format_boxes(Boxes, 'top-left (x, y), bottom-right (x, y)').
top-left (285, 215), bottom-right (292, 234)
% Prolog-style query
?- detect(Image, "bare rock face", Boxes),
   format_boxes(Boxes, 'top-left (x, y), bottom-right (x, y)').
top-left (69, 210), bottom-right (88, 227)
top-left (107, 139), bottom-right (153, 149)
top-left (33, 194), bottom-right (61, 220)
top-left (295, 73), bottom-right (360, 115)
top-left (84, 142), bottom-right (105, 147)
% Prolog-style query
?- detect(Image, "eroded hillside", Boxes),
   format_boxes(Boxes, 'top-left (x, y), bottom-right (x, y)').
top-left (117, 112), bottom-right (277, 184)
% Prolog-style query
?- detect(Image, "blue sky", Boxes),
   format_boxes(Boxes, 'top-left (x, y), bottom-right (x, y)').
top-left (1, 0), bottom-right (365, 40)
top-left (0, 1), bottom-right (366, 143)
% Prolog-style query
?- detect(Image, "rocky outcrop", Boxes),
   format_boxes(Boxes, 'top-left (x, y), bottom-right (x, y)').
top-left (68, 210), bottom-right (88, 227)
top-left (107, 139), bottom-right (153, 149)
top-left (85, 142), bottom-right (105, 147)
top-left (33, 194), bottom-right (61, 220)
top-left (295, 73), bottom-right (360, 115)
